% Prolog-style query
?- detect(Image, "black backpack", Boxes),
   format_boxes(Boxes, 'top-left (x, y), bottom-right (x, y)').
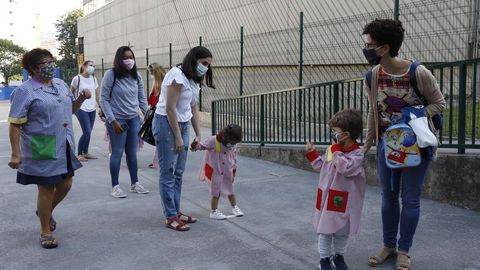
top-left (108, 69), bottom-right (141, 98)
top-left (365, 61), bottom-right (443, 130)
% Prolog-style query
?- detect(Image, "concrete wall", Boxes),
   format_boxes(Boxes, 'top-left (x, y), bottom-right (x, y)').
top-left (78, 0), bottom-right (475, 65)
top-left (236, 145), bottom-right (480, 211)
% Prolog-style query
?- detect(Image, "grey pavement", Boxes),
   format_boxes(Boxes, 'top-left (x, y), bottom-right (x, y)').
top-left (0, 100), bottom-right (479, 270)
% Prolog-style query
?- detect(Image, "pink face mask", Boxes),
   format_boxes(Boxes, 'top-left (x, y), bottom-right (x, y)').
top-left (122, 59), bottom-right (135, 70)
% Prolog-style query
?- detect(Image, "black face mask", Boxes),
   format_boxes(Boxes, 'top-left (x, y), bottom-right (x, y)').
top-left (362, 48), bottom-right (382, 65)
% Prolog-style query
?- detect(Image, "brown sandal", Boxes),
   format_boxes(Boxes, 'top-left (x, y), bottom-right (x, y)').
top-left (178, 212), bottom-right (197, 223)
top-left (396, 251), bottom-right (411, 270)
top-left (368, 246), bottom-right (397, 266)
top-left (165, 217), bottom-right (190, 231)
top-left (40, 234), bottom-right (58, 249)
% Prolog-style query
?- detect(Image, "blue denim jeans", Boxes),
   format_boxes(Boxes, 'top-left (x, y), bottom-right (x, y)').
top-left (106, 116), bottom-right (141, 187)
top-left (75, 109), bottom-right (96, 155)
top-left (152, 114), bottom-right (189, 218)
top-left (377, 140), bottom-right (432, 253)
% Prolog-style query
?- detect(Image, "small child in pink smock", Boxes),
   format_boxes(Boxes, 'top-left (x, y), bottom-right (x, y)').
top-left (191, 124), bottom-right (244, 220)
top-left (305, 109), bottom-right (366, 270)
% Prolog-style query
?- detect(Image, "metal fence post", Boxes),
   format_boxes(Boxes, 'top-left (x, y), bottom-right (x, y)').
top-left (458, 63), bottom-right (467, 154)
top-left (298, 12), bottom-right (304, 128)
top-left (240, 26), bottom-right (244, 97)
top-left (211, 101), bottom-right (216, 135)
top-left (333, 83), bottom-right (340, 113)
top-left (169, 43), bottom-right (172, 69)
top-left (199, 37), bottom-right (203, 111)
top-left (146, 48), bottom-right (150, 97)
top-left (101, 58), bottom-right (104, 77)
top-left (394, 0), bottom-right (400, 21)
top-left (299, 11), bottom-right (304, 87)
top-left (260, 95), bottom-right (265, 146)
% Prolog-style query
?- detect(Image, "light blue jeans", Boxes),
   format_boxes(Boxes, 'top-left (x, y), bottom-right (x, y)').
top-left (105, 116), bottom-right (141, 187)
top-left (152, 114), bottom-right (189, 218)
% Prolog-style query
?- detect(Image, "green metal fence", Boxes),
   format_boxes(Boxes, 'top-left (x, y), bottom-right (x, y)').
top-left (85, 0), bottom-right (477, 113)
top-left (212, 58), bottom-right (480, 154)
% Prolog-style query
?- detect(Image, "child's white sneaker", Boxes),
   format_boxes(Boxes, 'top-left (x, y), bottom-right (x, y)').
top-left (210, 209), bottom-right (227, 220)
top-left (232, 205), bottom-right (244, 217)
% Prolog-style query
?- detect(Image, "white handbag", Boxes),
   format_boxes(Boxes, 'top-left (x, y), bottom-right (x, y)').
top-left (408, 112), bottom-right (438, 148)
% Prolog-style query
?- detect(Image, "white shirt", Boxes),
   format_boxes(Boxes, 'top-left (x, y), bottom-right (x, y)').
top-left (156, 67), bottom-right (199, 122)
top-left (71, 74), bottom-right (98, 112)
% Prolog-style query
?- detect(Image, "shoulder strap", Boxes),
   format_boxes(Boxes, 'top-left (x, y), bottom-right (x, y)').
top-left (365, 70), bottom-right (373, 90)
top-left (409, 61), bottom-right (427, 105)
top-left (110, 69), bottom-right (116, 98)
top-left (365, 64), bottom-right (380, 90)
top-left (76, 75), bottom-right (81, 98)
top-left (215, 139), bottom-right (221, 153)
top-left (327, 146), bottom-right (333, 161)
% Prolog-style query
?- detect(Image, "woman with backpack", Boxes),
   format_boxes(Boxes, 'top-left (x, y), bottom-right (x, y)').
top-left (70, 60), bottom-right (100, 161)
top-left (362, 19), bottom-right (446, 270)
top-left (100, 46), bottom-right (150, 198)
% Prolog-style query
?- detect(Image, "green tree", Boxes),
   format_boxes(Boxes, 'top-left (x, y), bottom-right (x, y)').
top-left (0, 39), bottom-right (26, 85)
top-left (55, 8), bottom-right (83, 68)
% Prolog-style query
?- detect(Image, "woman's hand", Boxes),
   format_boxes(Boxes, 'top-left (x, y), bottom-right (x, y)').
top-left (112, 120), bottom-right (124, 134)
top-left (8, 154), bottom-right (21, 169)
top-left (78, 89), bottom-right (92, 101)
top-left (175, 136), bottom-right (184, 153)
top-left (190, 136), bottom-right (201, 152)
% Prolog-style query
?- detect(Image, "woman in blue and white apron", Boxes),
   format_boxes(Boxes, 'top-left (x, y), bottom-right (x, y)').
top-left (8, 48), bottom-right (92, 249)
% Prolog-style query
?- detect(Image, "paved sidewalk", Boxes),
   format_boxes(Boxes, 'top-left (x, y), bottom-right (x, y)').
top-left (0, 101), bottom-right (479, 270)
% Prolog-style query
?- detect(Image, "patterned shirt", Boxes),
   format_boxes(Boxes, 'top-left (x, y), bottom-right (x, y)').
top-left (376, 67), bottom-right (423, 128)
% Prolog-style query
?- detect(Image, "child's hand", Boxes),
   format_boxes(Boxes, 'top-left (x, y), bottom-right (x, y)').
top-left (190, 137), bottom-right (200, 152)
top-left (306, 141), bottom-right (316, 152)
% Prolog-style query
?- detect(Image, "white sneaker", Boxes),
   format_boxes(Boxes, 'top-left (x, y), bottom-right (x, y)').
top-left (232, 205), bottom-right (244, 217)
top-left (209, 209), bottom-right (227, 220)
top-left (111, 185), bottom-right (127, 198)
top-left (129, 182), bottom-right (149, 194)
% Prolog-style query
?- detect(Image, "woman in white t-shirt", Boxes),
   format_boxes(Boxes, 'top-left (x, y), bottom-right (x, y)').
top-left (152, 46), bottom-right (215, 231)
top-left (70, 60), bottom-right (100, 161)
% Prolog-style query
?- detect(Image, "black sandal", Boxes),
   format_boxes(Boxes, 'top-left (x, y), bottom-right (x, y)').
top-left (40, 234), bottom-right (58, 249)
top-left (36, 210), bottom-right (56, 232)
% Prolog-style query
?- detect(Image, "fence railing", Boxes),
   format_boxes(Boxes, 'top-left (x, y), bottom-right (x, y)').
top-left (79, 0), bottom-right (479, 113)
top-left (212, 58), bottom-right (480, 154)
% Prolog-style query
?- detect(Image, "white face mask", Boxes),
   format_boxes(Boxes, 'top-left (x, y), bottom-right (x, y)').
top-left (196, 63), bottom-right (208, 77)
top-left (150, 75), bottom-right (155, 80)
top-left (86, 66), bottom-right (95, 75)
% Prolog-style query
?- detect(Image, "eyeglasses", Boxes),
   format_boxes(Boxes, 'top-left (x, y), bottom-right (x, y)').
top-left (364, 42), bottom-right (383, 50)
top-left (37, 60), bottom-right (55, 66)
top-left (330, 130), bottom-right (344, 138)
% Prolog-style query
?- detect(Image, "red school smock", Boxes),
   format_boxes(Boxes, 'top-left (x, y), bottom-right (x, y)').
top-left (197, 135), bottom-right (237, 197)
top-left (306, 143), bottom-right (366, 235)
